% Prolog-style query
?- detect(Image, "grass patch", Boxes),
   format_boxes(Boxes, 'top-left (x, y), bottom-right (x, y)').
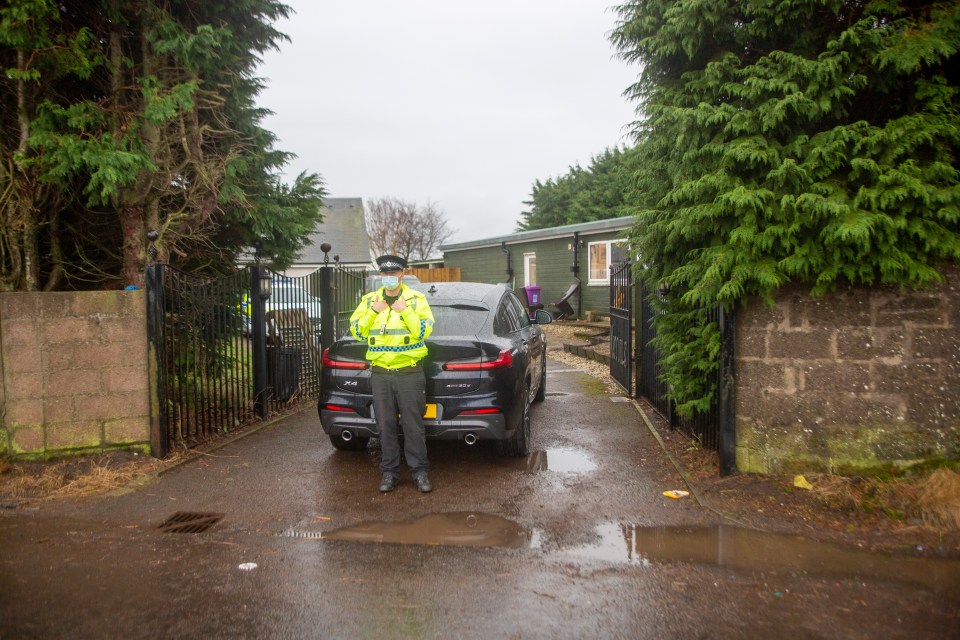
top-left (916, 469), bottom-right (960, 531)
top-left (0, 451), bottom-right (182, 505)
top-left (808, 470), bottom-right (960, 532)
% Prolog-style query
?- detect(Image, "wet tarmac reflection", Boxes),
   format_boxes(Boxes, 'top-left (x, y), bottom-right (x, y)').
top-left (312, 516), bottom-right (960, 596)
top-left (319, 512), bottom-right (530, 548)
top-left (523, 448), bottom-right (597, 473)
top-left (562, 523), bottom-right (960, 597)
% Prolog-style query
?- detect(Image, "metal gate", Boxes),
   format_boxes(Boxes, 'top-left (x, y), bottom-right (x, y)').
top-left (609, 261), bottom-right (634, 394)
top-left (638, 282), bottom-right (673, 423)
top-left (616, 267), bottom-right (737, 474)
top-left (329, 265), bottom-right (367, 340)
top-left (145, 264), bottom-right (255, 457)
top-left (146, 256), bottom-right (367, 458)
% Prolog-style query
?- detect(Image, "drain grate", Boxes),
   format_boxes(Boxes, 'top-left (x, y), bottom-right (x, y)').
top-left (545, 392), bottom-right (568, 397)
top-left (158, 511), bottom-right (224, 534)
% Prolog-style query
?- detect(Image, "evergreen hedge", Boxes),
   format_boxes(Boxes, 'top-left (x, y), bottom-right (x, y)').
top-left (612, 0), bottom-right (959, 415)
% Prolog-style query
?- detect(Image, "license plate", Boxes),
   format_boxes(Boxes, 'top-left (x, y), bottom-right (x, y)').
top-left (424, 404), bottom-right (437, 419)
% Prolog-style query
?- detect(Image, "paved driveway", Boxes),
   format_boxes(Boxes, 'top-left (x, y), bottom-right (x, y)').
top-left (2, 358), bottom-right (957, 639)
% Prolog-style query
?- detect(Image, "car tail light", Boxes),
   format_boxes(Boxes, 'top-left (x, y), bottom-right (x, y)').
top-left (322, 348), bottom-right (369, 370)
top-left (324, 404), bottom-right (356, 413)
top-left (443, 349), bottom-right (513, 371)
top-left (459, 408), bottom-right (501, 415)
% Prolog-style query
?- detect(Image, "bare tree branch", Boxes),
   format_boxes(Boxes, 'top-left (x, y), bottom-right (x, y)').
top-left (413, 200), bottom-right (454, 261)
top-left (365, 197), bottom-right (455, 262)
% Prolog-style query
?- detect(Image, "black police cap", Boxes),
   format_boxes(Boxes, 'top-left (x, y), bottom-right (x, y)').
top-left (376, 254), bottom-right (407, 272)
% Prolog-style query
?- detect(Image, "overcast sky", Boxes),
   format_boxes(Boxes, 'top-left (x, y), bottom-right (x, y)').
top-left (257, 1), bottom-right (640, 246)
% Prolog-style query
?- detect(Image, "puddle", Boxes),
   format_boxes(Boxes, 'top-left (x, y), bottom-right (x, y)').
top-left (318, 512), bottom-right (530, 548)
top-left (303, 515), bottom-right (960, 594)
top-left (524, 448), bottom-right (597, 473)
top-left (560, 523), bottom-right (960, 596)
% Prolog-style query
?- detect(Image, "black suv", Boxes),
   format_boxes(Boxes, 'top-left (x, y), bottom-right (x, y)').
top-left (317, 282), bottom-right (551, 456)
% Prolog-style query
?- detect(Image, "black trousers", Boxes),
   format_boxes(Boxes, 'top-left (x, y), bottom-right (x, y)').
top-left (371, 369), bottom-right (429, 477)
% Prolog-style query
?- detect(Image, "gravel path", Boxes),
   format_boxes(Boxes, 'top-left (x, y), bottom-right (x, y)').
top-left (541, 320), bottom-right (623, 395)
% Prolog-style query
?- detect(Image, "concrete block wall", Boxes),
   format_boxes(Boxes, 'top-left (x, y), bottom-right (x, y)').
top-left (735, 266), bottom-right (960, 474)
top-left (0, 291), bottom-right (150, 458)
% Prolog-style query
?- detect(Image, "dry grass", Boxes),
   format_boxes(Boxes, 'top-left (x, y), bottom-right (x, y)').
top-left (807, 474), bottom-right (882, 511)
top-left (916, 469), bottom-right (960, 531)
top-left (0, 451), bottom-right (177, 505)
top-left (779, 470), bottom-right (960, 534)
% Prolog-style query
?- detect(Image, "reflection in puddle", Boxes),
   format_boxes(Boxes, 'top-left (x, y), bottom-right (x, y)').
top-left (561, 523), bottom-right (960, 596)
top-left (321, 512), bottom-right (530, 548)
top-left (525, 448), bottom-right (597, 473)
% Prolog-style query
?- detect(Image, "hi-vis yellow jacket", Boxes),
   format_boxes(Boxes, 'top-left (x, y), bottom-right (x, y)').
top-left (349, 284), bottom-right (434, 369)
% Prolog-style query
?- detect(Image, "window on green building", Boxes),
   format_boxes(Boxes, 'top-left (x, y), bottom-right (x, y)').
top-left (524, 253), bottom-right (536, 286)
top-left (587, 239), bottom-right (627, 284)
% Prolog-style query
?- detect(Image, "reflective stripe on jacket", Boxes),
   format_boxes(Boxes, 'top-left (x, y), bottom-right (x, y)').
top-left (349, 284), bottom-right (434, 368)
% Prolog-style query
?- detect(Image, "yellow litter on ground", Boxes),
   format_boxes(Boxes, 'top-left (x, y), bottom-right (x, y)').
top-left (663, 490), bottom-right (690, 499)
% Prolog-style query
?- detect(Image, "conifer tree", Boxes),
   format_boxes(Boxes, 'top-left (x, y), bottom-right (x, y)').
top-left (518, 147), bottom-right (644, 231)
top-left (0, 0), bottom-right (324, 290)
top-left (612, 0), bottom-right (959, 413)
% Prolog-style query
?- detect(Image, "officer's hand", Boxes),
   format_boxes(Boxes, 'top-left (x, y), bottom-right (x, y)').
top-left (391, 297), bottom-right (406, 312)
top-left (371, 299), bottom-right (388, 313)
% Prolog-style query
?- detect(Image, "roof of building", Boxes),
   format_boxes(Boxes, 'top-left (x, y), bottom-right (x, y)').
top-left (440, 215), bottom-right (635, 252)
top-left (297, 198), bottom-right (372, 266)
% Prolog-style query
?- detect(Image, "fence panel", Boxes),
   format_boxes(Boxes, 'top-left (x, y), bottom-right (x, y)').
top-left (406, 267), bottom-right (461, 282)
top-left (676, 305), bottom-right (721, 451)
top-left (635, 280), bottom-right (736, 472)
top-left (638, 283), bottom-right (673, 423)
top-left (147, 262), bottom-right (363, 456)
top-left (331, 264), bottom-right (368, 340)
top-left (147, 264), bottom-right (254, 455)
top-left (609, 261), bottom-right (633, 394)
top-left (264, 269), bottom-right (323, 406)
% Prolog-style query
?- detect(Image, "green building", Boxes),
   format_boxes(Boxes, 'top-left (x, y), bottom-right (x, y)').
top-left (440, 216), bottom-right (633, 319)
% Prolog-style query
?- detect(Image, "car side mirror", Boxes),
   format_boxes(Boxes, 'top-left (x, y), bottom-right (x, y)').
top-left (533, 309), bottom-right (553, 325)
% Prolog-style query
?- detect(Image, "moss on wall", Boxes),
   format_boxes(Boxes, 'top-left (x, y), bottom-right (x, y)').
top-left (736, 420), bottom-right (959, 476)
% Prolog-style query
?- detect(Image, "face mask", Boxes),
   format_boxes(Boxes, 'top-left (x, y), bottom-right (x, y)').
top-left (381, 275), bottom-right (400, 290)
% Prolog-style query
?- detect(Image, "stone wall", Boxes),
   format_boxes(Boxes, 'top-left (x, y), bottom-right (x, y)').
top-left (735, 266), bottom-right (960, 474)
top-left (0, 291), bottom-right (150, 458)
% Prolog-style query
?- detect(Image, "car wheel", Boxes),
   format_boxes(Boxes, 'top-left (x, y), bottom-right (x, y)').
top-left (328, 433), bottom-right (370, 451)
top-left (497, 386), bottom-right (531, 458)
top-left (533, 353), bottom-right (546, 403)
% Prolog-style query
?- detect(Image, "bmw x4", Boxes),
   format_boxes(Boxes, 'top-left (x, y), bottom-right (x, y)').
top-left (317, 282), bottom-right (551, 457)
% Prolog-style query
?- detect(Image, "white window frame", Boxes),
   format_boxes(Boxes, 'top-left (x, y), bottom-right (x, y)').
top-left (523, 253), bottom-right (536, 287)
top-left (587, 238), bottom-right (627, 285)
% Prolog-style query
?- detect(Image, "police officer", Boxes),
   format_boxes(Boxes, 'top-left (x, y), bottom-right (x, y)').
top-left (349, 255), bottom-right (435, 493)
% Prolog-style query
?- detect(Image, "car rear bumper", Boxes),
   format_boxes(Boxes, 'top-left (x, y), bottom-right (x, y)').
top-left (320, 409), bottom-right (508, 442)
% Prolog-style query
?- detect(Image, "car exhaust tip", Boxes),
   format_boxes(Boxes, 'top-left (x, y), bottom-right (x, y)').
top-left (341, 429), bottom-right (354, 442)
top-left (464, 433), bottom-right (478, 446)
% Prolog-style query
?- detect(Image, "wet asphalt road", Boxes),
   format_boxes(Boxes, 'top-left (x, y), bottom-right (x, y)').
top-left (2, 358), bottom-right (959, 639)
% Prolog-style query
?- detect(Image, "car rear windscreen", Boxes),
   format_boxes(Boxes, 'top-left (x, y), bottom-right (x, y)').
top-left (428, 304), bottom-right (488, 336)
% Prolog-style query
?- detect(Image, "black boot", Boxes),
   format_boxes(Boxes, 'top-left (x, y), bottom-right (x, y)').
top-left (413, 473), bottom-right (433, 493)
top-left (379, 473), bottom-right (398, 493)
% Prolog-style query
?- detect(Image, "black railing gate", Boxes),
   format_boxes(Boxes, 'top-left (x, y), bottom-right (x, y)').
top-left (612, 263), bottom-right (737, 475)
top-left (146, 264), bottom-right (255, 458)
top-left (609, 261), bottom-right (634, 394)
top-left (146, 255), bottom-right (367, 458)
top-left (638, 282), bottom-right (673, 423)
